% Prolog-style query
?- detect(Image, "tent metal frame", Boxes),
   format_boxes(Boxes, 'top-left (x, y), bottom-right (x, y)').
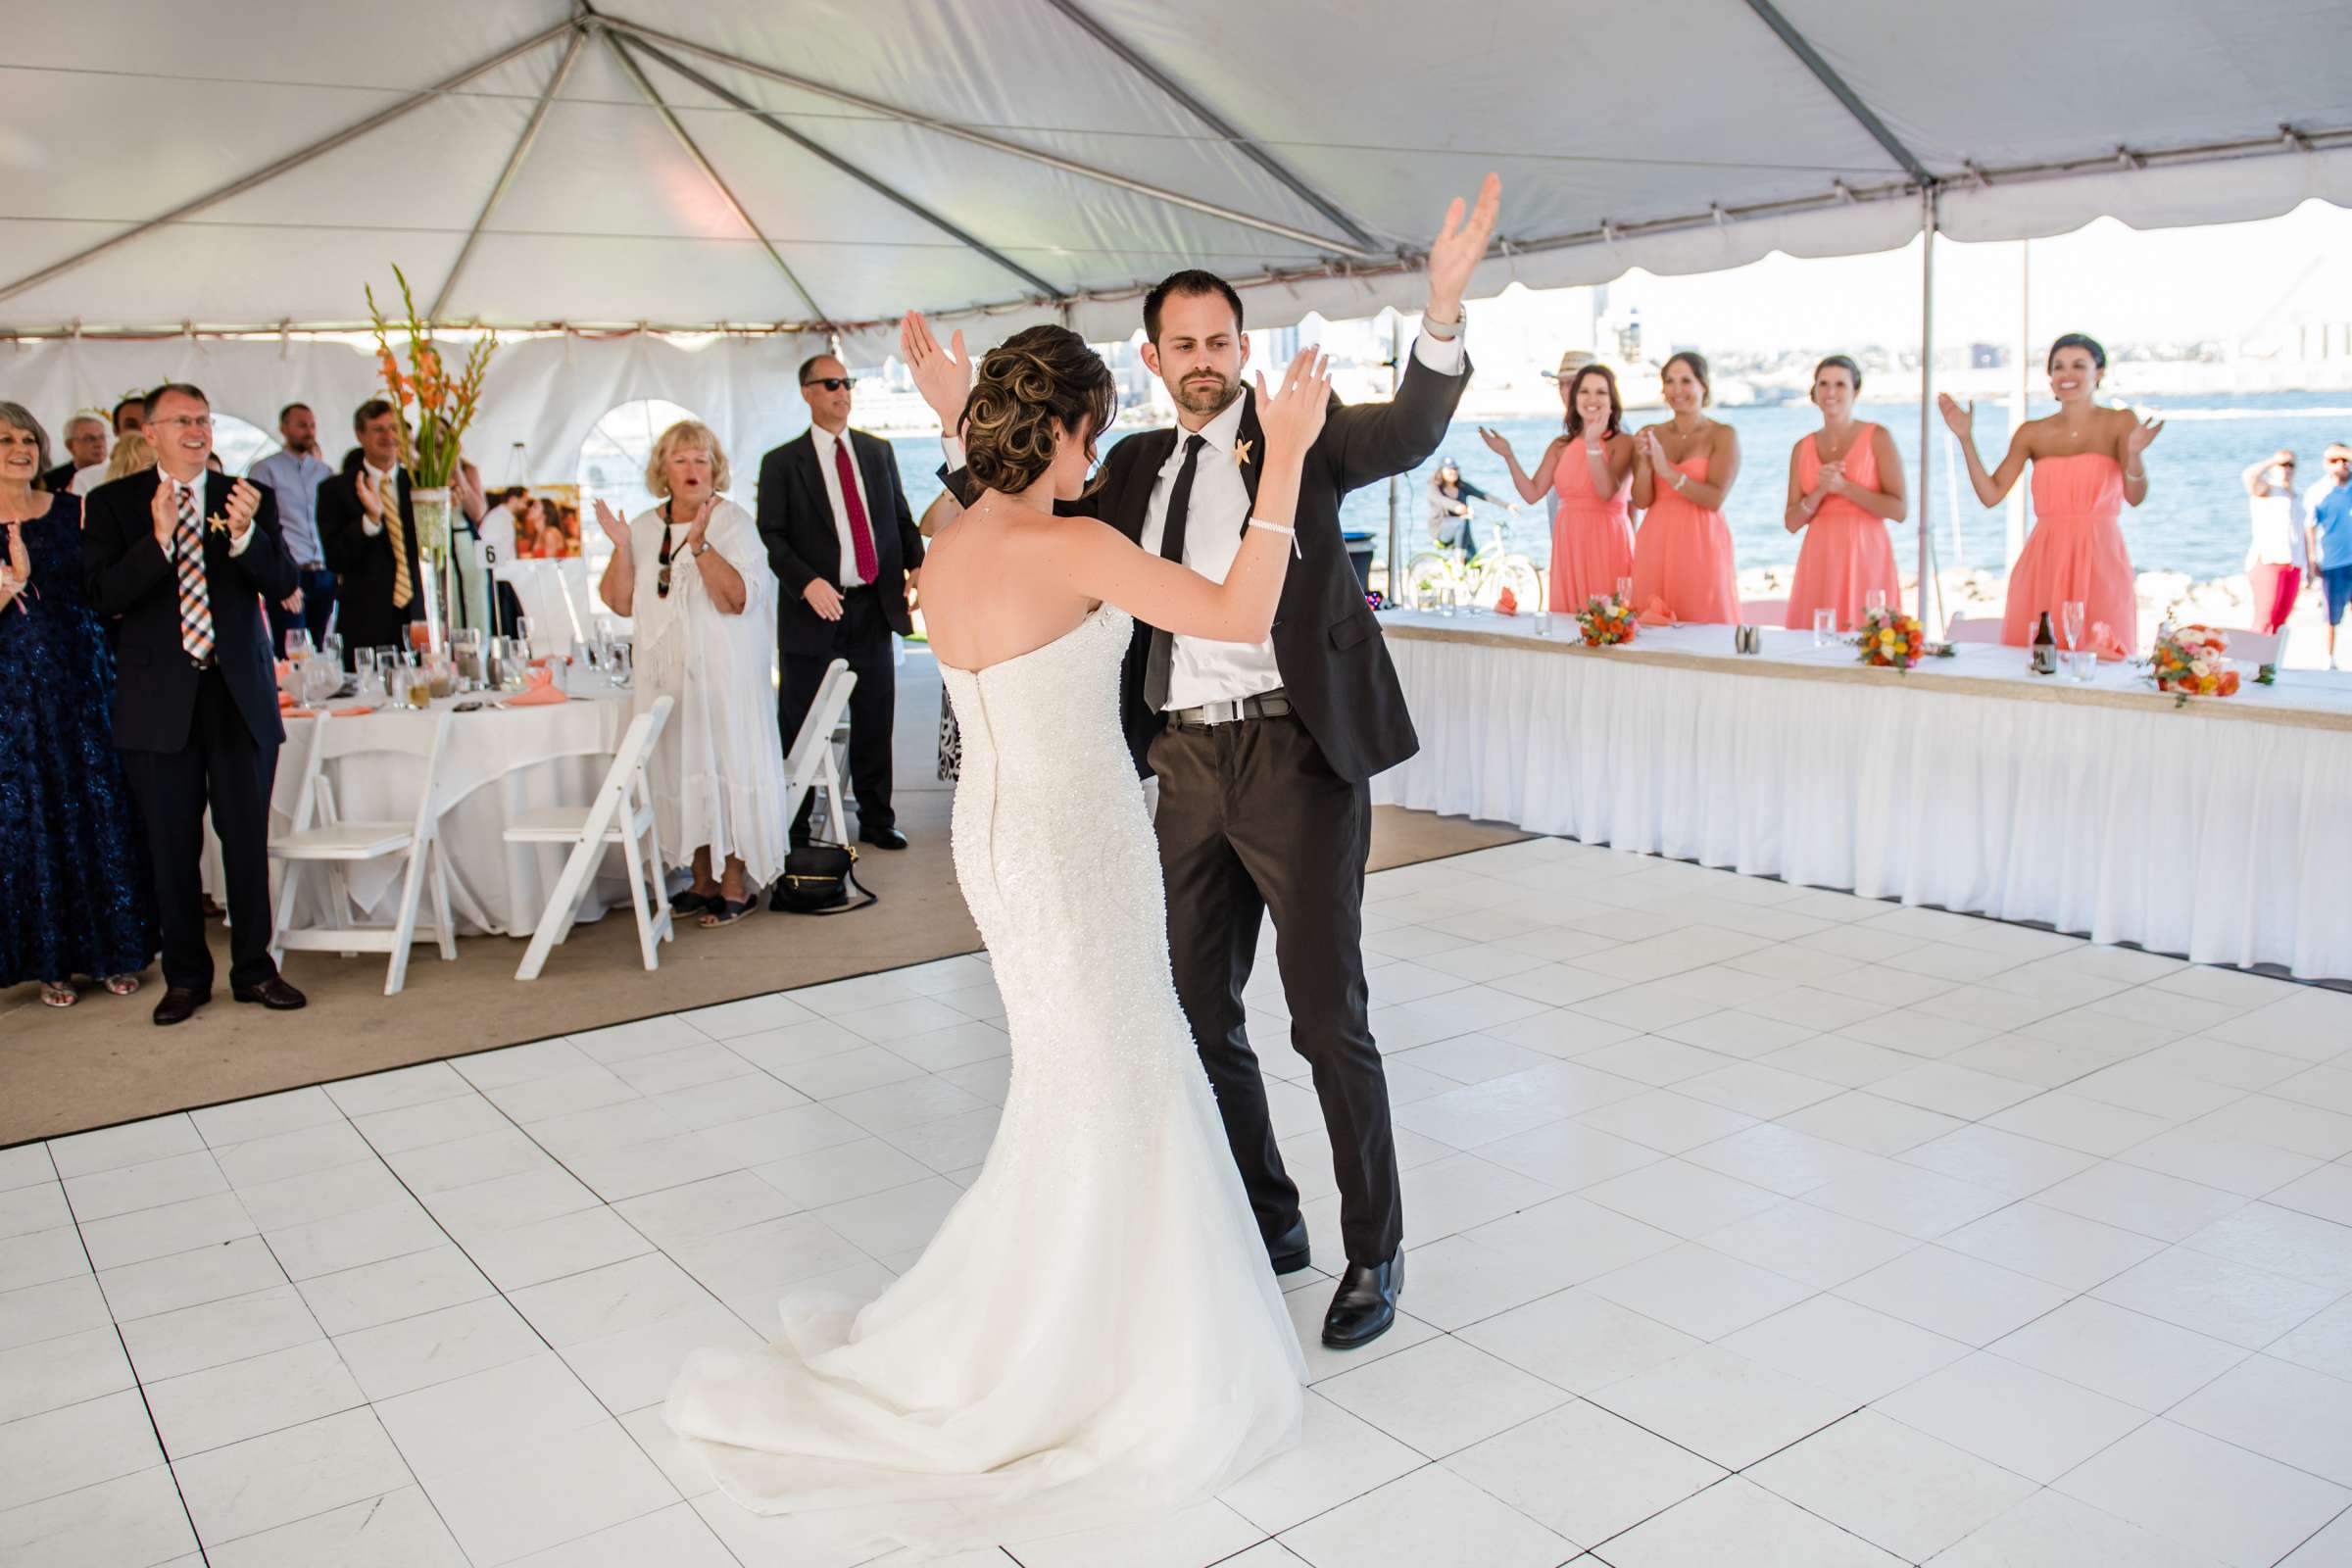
top-left (428, 24), bottom-right (589, 322)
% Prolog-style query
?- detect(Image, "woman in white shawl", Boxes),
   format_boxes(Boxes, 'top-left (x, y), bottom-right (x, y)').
top-left (594, 419), bottom-right (788, 924)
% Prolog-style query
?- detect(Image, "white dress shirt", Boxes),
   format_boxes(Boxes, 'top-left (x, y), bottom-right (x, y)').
top-left (808, 422), bottom-right (872, 588)
top-left (159, 470), bottom-right (257, 560)
top-left (1143, 329), bottom-right (1465, 710)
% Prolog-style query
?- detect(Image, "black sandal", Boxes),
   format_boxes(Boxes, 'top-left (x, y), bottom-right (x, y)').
top-left (699, 896), bottom-right (756, 928)
top-left (669, 889), bottom-right (716, 917)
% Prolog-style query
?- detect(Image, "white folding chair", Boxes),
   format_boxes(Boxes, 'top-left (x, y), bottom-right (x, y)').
top-left (786, 659), bottom-right (857, 845)
top-left (1944, 614), bottom-right (2003, 645)
top-left (2216, 626), bottom-right (2283, 665)
top-left (1740, 598), bottom-right (1788, 626)
top-left (269, 709), bottom-right (458, 996)
top-left (506, 694), bottom-right (676, 981)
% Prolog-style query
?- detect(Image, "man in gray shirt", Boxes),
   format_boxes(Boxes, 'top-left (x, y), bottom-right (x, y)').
top-left (249, 401), bottom-right (336, 654)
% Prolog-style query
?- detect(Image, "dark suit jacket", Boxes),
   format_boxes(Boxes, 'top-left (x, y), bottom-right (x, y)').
top-left (756, 427), bottom-right (924, 658)
top-left (950, 345), bottom-right (1468, 783)
top-left (39, 462), bottom-right (78, 494)
top-left (317, 466), bottom-right (425, 655)
top-left (82, 467), bottom-right (298, 753)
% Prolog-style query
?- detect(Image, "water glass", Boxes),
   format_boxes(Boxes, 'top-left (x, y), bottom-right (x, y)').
top-left (1533, 611), bottom-right (1552, 638)
top-left (606, 642), bottom-right (633, 688)
top-left (1865, 588), bottom-right (1888, 615)
top-left (515, 615), bottom-right (536, 660)
top-left (1438, 582), bottom-right (1456, 618)
top-left (301, 659), bottom-right (339, 707)
top-left (1813, 609), bottom-right (1837, 648)
top-left (2069, 648), bottom-right (2097, 683)
top-left (319, 632), bottom-right (344, 670)
top-left (1615, 576), bottom-right (1635, 606)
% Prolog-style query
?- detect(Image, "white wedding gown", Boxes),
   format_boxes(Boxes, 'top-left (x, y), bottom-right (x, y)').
top-left (665, 606), bottom-right (1304, 1552)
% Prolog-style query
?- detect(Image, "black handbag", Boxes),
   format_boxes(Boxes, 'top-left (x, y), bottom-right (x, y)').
top-left (768, 839), bottom-right (877, 915)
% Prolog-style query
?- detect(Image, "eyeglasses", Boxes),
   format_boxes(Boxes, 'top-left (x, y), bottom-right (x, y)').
top-left (149, 415), bottom-right (213, 431)
top-left (801, 377), bottom-right (857, 392)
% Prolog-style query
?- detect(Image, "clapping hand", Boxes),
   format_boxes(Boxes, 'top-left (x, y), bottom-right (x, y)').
top-left (679, 493), bottom-right (715, 554)
top-left (148, 476), bottom-right (177, 547)
top-left (1255, 348), bottom-right (1333, 457)
top-left (353, 468), bottom-right (385, 522)
top-left (900, 312), bottom-right (974, 429)
top-left (216, 479), bottom-right (262, 539)
top-left (1635, 429), bottom-right (1666, 467)
top-left (1816, 461), bottom-right (1848, 498)
top-left (592, 498), bottom-right (632, 552)
top-left (1424, 172), bottom-right (1502, 322)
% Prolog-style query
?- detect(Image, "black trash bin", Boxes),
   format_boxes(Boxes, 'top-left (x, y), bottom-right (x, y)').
top-left (1342, 531), bottom-right (1375, 593)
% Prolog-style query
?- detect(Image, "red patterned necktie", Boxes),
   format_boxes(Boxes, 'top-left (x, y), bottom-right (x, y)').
top-left (173, 481), bottom-right (215, 663)
top-left (832, 436), bottom-right (879, 583)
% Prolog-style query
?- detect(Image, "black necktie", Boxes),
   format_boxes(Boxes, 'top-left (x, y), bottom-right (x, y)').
top-left (1143, 433), bottom-right (1206, 711)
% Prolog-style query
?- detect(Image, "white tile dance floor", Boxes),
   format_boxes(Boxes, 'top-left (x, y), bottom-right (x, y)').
top-left (8, 837), bottom-right (2352, 1567)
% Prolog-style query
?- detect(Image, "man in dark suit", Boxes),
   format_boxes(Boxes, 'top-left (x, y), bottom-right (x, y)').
top-left (317, 398), bottom-right (424, 664)
top-left (40, 412), bottom-right (107, 493)
top-left (925, 175), bottom-right (1499, 1349)
top-left (756, 355), bottom-right (924, 854)
top-left (82, 382), bottom-right (307, 1024)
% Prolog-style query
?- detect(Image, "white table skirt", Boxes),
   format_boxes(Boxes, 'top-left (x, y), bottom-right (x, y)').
top-left (1371, 613), bottom-right (2352, 980)
top-left (208, 687), bottom-right (637, 937)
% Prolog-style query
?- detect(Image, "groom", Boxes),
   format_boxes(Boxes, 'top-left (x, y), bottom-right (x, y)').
top-left (933, 176), bottom-right (1499, 1348)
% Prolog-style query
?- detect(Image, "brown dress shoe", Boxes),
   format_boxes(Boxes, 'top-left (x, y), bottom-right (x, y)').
top-left (152, 987), bottom-right (209, 1026)
top-left (232, 976), bottom-right (308, 1010)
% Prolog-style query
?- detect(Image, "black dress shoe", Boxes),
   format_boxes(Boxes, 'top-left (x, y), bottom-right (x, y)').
top-left (1321, 1250), bottom-right (1404, 1348)
top-left (152, 987), bottom-right (210, 1026)
top-left (858, 826), bottom-right (908, 851)
top-left (232, 976), bottom-right (308, 1010)
top-left (1267, 1215), bottom-right (1311, 1276)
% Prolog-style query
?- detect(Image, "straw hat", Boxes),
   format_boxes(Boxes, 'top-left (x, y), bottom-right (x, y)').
top-left (1544, 349), bottom-right (1596, 381)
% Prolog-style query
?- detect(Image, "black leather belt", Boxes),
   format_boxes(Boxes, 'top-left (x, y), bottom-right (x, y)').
top-left (1168, 690), bottom-right (1291, 728)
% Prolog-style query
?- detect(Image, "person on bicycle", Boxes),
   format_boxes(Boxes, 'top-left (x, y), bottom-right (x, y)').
top-left (1427, 457), bottom-right (1503, 563)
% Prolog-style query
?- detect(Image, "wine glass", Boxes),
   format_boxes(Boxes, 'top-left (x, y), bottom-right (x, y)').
top-left (1615, 575), bottom-right (1635, 607)
top-left (283, 628), bottom-right (315, 664)
top-left (1865, 588), bottom-right (1888, 616)
top-left (606, 641), bottom-right (633, 688)
top-left (2061, 600), bottom-right (2085, 653)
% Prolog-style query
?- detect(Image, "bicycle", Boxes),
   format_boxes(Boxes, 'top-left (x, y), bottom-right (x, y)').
top-left (1398, 512), bottom-right (1545, 615)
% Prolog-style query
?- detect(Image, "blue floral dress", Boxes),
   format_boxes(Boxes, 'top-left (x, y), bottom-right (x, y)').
top-left (0, 494), bottom-right (158, 986)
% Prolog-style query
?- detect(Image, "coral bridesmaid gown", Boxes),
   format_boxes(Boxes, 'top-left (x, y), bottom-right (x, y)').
top-left (1548, 440), bottom-right (1636, 614)
top-left (1632, 455), bottom-right (1739, 624)
top-left (1785, 423), bottom-right (1900, 632)
top-left (2000, 453), bottom-right (2135, 649)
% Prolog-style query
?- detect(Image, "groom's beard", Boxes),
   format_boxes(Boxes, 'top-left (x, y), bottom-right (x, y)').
top-left (1172, 369), bottom-right (1240, 420)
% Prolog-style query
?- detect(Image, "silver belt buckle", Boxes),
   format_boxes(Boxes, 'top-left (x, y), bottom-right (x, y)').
top-left (1204, 698), bottom-right (1244, 724)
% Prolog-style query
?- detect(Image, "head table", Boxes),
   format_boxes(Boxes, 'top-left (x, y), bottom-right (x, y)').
top-left (1370, 611), bottom-right (2352, 981)
top-left (204, 670), bottom-right (640, 938)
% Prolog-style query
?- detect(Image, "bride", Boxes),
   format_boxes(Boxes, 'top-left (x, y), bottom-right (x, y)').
top-left (665, 331), bottom-right (1334, 1549)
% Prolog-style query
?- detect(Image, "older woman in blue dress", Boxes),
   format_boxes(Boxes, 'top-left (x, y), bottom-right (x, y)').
top-left (595, 419), bottom-right (790, 925)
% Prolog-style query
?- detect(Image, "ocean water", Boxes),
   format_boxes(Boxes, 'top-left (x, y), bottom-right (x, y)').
top-left (886, 391), bottom-right (2352, 583)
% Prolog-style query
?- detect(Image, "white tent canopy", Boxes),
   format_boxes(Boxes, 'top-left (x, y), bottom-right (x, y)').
top-left (7, 0), bottom-right (2351, 344)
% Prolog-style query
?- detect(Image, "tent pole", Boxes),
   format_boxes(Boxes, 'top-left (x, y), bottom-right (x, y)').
top-left (430, 24), bottom-right (589, 322)
top-left (0, 18), bottom-right (579, 308)
top-left (599, 30), bottom-right (828, 325)
top-left (1386, 313), bottom-right (1402, 604)
top-left (1917, 186), bottom-right (1937, 629)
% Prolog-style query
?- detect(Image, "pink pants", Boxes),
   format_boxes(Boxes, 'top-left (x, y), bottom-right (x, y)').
top-left (2250, 563), bottom-right (2301, 635)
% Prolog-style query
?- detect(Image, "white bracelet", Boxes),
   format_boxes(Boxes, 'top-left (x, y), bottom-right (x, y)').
top-left (1671, 471), bottom-right (1688, 493)
top-left (1248, 516), bottom-right (1303, 558)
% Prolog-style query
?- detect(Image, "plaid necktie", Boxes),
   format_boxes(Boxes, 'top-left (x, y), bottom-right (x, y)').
top-left (383, 472), bottom-right (414, 610)
top-left (172, 481), bottom-right (214, 663)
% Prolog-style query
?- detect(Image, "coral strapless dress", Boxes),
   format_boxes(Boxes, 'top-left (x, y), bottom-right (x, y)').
top-left (1785, 423), bottom-right (1900, 632)
top-left (1548, 442), bottom-right (1636, 614)
top-left (1632, 456), bottom-right (1739, 624)
top-left (2001, 453), bottom-right (2135, 649)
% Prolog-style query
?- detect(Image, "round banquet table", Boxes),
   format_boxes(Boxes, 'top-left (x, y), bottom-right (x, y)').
top-left (205, 675), bottom-right (639, 938)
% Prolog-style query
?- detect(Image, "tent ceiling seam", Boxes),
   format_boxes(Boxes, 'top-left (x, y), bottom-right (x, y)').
top-left (0, 17), bottom-right (579, 308)
top-left (429, 22), bottom-right (590, 321)
top-left (1031, 0), bottom-right (1386, 254)
top-left (1738, 0), bottom-right (1934, 185)
top-left (620, 34), bottom-right (1070, 304)
top-left (596, 27), bottom-right (828, 324)
top-left (591, 15), bottom-right (1376, 260)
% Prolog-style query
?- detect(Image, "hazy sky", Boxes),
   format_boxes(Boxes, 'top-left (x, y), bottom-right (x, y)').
top-left (1464, 199), bottom-right (2351, 360)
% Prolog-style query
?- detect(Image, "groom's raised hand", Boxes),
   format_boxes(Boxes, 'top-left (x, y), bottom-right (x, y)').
top-left (1424, 172), bottom-right (1502, 327)
top-left (900, 311), bottom-right (973, 432)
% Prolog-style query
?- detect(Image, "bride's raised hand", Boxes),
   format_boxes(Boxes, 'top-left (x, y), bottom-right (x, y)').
top-left (1253, 348), bottom-right (1331, 458)
top-left (900, 311), bottom-right (973, 429)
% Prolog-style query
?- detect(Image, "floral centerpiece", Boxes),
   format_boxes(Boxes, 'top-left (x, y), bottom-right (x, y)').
top-left (365, 265), bottom-right (496, 652)
top-left (2151, 623), bottom-right (2239, 705)
top-left (1577, 594), bottom-right (1638, 647)
top-left (1855, 605), bottom-right (1927, 669)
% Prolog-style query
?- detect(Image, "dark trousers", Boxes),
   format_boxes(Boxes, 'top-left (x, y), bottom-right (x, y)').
top-left (1151, 711), bottom-right (1401, 1265)
top-left (781, 585), bottom-right (896, 838)
top-left (119, 668), bottom-right (279, 994)
top-left (267, 565), bottom-right (336, 656)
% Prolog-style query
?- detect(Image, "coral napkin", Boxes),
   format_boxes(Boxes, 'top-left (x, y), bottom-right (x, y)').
top-left (1637, 597), bottom-right (1676, 627)
top-left (285, 705), bottom-right (377, 719)
top-left (2088, 621), bottom-right (2131, 662)
top-left (504, 667), bottom-right (568, 707)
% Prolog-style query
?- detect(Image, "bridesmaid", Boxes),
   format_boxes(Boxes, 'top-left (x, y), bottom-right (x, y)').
top-left (1480, 357), bottom-right (1634, 613)
top-left (0, 403), bottom-right (157, 1007)
top-left (1940, 332), bottom-right (2161, 649)
top-left (1785, 355), bottom-right (1906, 630)
top-left (1629, 351), bottom-right (1740, 623)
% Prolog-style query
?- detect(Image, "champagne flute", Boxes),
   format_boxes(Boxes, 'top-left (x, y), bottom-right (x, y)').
top-left (2061, 600), bottom-right (2085, 653)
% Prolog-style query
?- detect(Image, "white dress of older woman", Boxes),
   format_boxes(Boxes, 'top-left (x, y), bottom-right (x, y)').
top-left (624, 496), bottom-right (791, 891)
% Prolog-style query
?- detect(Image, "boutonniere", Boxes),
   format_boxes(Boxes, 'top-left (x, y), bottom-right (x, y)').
top-left (206, 513), bottom-right (233, 539)
top-left (1233, 439), bottom-right (1252, 468)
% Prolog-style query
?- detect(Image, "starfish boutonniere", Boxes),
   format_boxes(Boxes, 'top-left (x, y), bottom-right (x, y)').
top-left (206, 513), bottom-right (233, 539)
top-left (1233, 439), bottom-right (1252, 467)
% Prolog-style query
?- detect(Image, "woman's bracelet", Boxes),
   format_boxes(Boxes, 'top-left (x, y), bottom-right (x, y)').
top-left (1670, 471), bottom-right (1688, 493)
top-left (1247, 516), bottom-right (1303, 558)
top-left (2125, 466), bottom-right (2146, 482)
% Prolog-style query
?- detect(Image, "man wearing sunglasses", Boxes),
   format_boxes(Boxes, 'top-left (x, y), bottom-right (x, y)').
top-left (756, 354), bottom-right (925, 854)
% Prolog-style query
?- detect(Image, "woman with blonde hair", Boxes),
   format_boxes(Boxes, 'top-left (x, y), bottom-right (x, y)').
top-left (595, 419), bottom-right (788, 925)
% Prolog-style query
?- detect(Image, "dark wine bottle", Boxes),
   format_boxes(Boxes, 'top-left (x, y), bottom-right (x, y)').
top-left (2032, 611), bottom-right (2058, 675)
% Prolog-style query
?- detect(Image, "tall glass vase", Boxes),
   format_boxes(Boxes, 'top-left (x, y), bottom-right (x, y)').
top-left (412, 486), bottom-right (454, 657)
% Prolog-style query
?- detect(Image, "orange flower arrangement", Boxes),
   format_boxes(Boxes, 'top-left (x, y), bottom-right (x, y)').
top-left (364, 264), bottom-right (495, 495)
top-left (1577, 593), bottom-right (1638, 647)
top-left (1856, 605), bottom-right (1927, 669)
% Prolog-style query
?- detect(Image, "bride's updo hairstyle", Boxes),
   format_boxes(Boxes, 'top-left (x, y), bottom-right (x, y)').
top-left (960, 325), bottom-right (1117, 494)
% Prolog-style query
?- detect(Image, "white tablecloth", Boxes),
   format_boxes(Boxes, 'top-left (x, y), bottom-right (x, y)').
top-left (1371, 612), bottom-right (2352, 980)
top-left (211, 680), bottom-right (638, 937)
